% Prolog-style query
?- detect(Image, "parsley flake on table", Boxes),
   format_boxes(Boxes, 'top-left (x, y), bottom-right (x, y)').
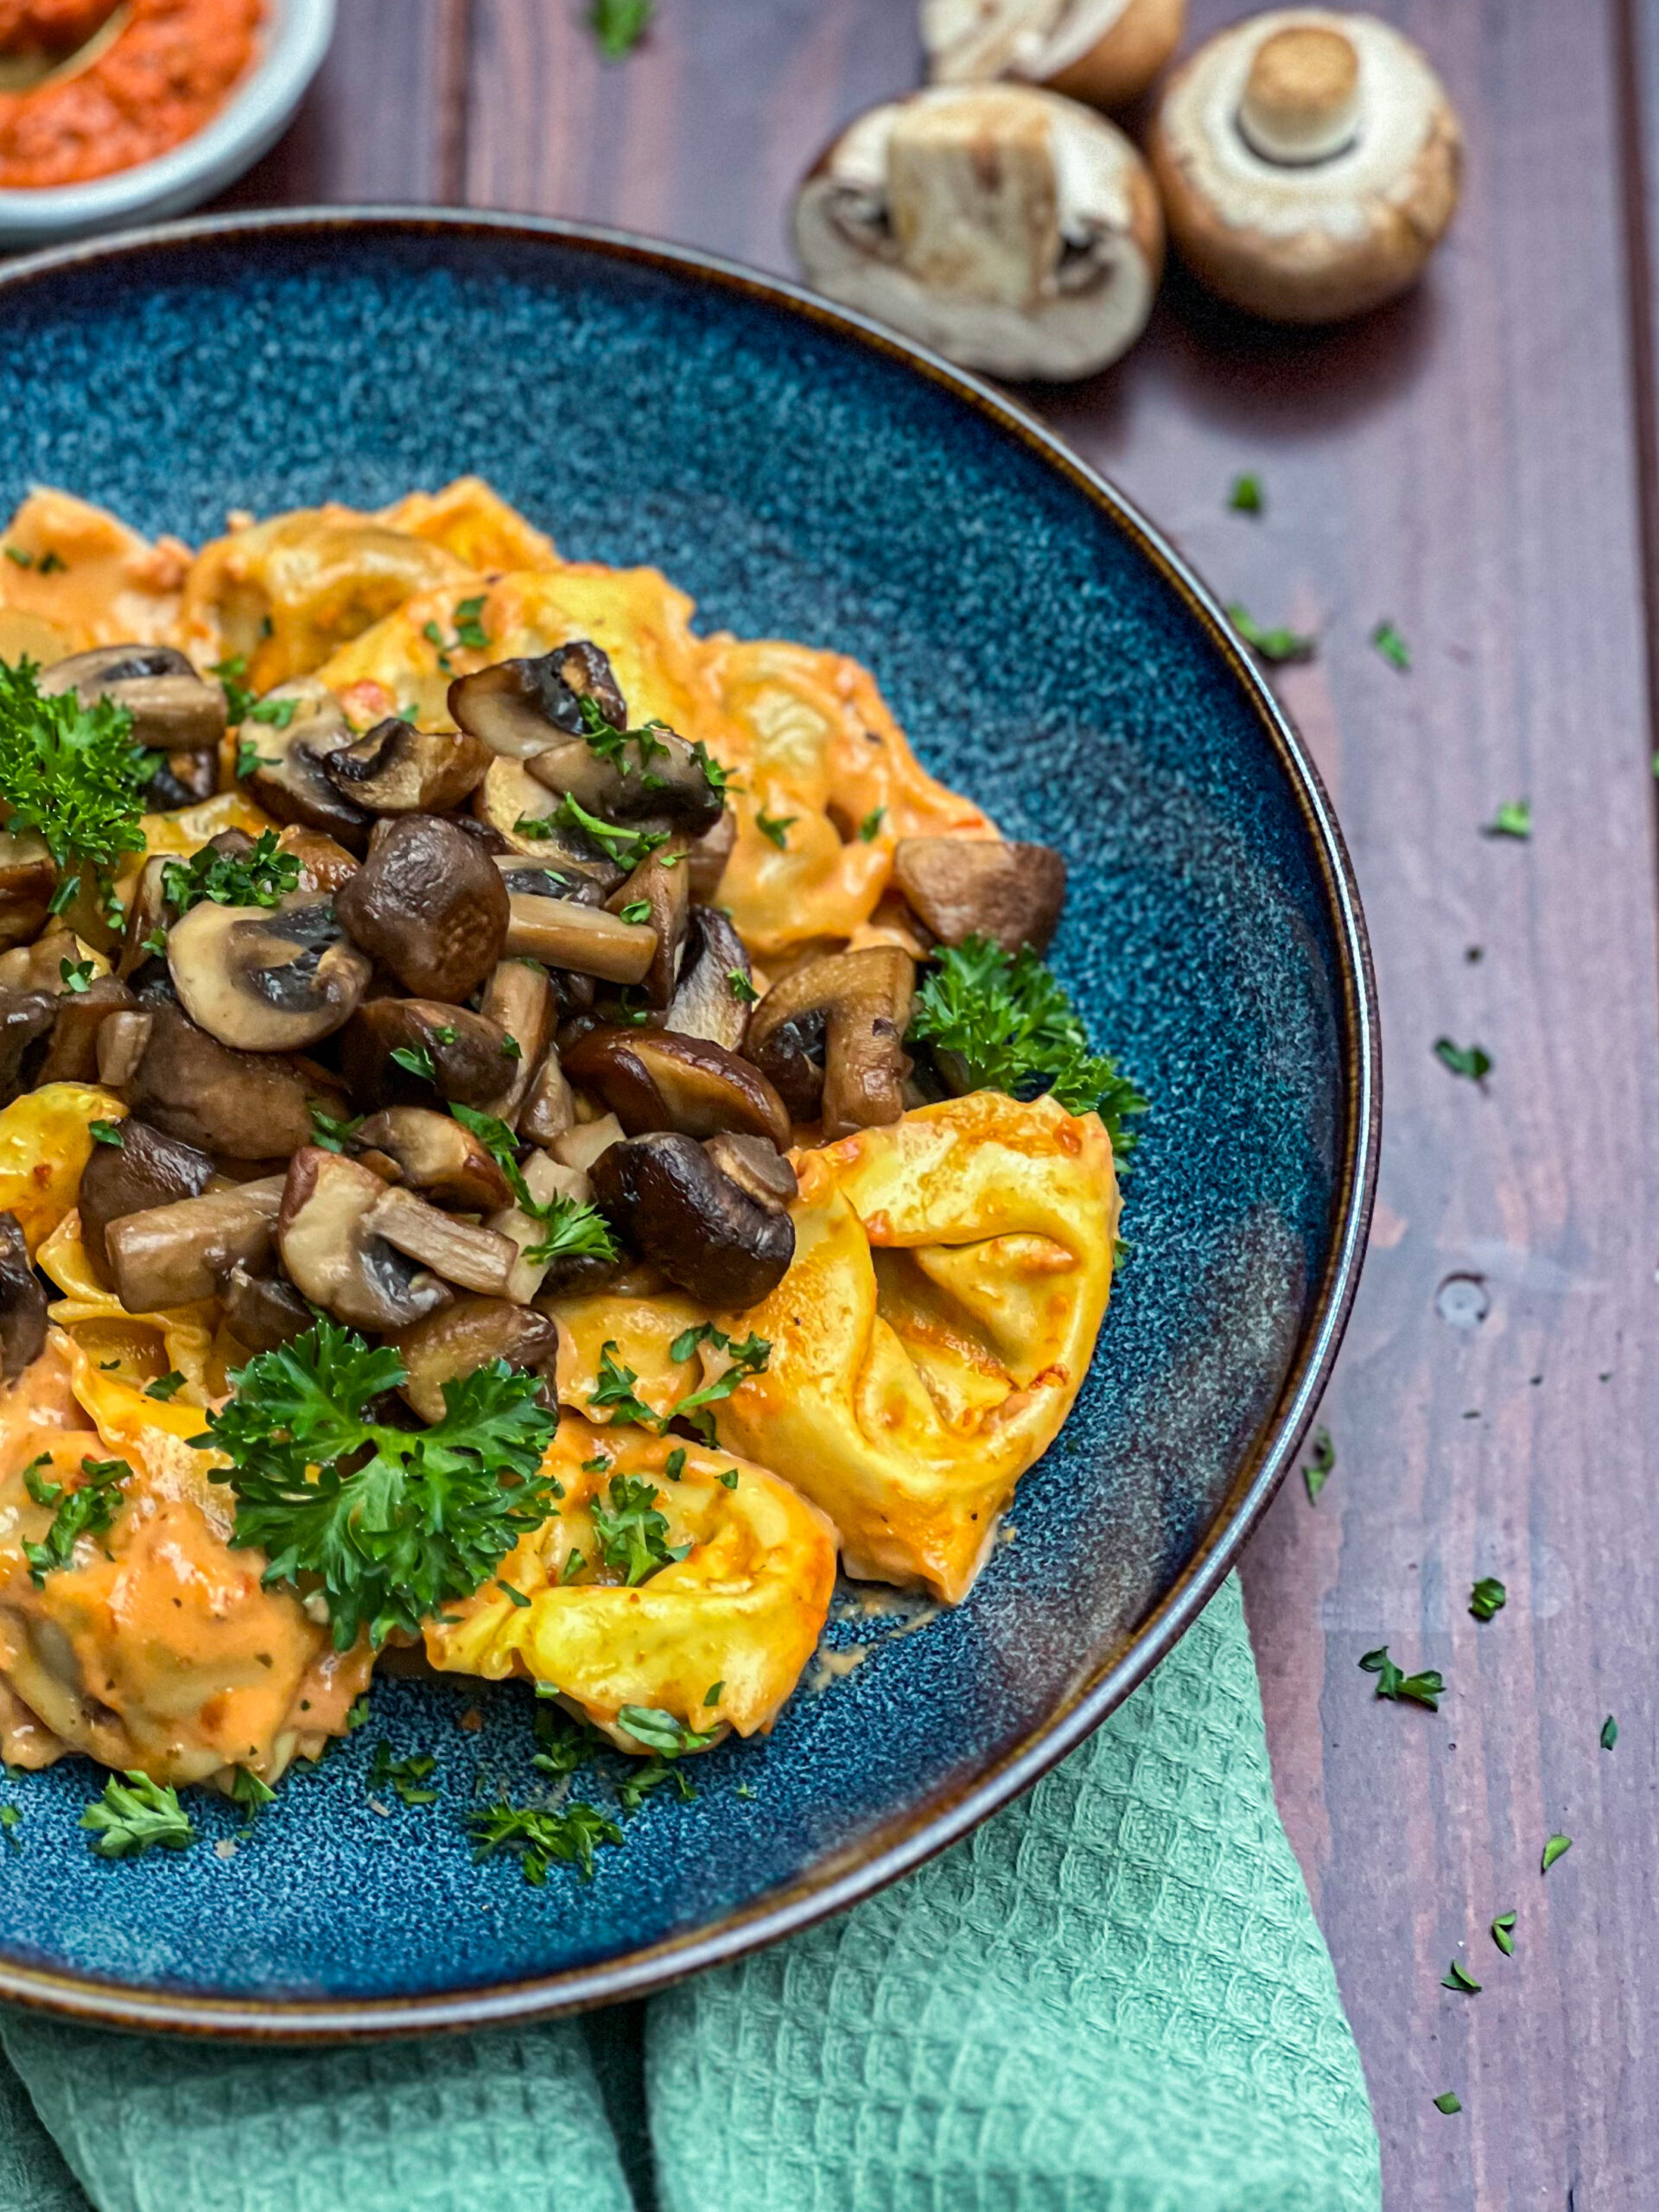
top-left (1359, 1646), bottom-right (1445, 1710)
top-left (1228, 473), bottom-right (1264, 514)
top-left (1433, 2092), bottom-right (1463, 2116)
top-left (0, 1803), bottom-right (18, 1847)
top-left (164, 830), bottom-right (301, 914)
top-left (367, 1742), bottom-right (440, 1807)
top-left (1483, 798), bottom-right (1531, 841)
top-left (1226, 603), bottom-right (1316, 664)
top-left (1469, 1575), bottom-right (1506, 1622)
top-left (1302, 1427), bottom-right (1334, 1503)
top-left (81, 1770), bottom-right (195, 1859)
top-left (1491, 1910), bottom-right (1516, 1956)
top-left (1601, 1714), bottom-right (1618, 1751)
top-left (201, 1321), bottom-right (560, 1649)
top-left (467, 1798), bottom-right (623, 1884)
top-left (230, 1767), bottom-right (276, 1817)
top-left (22, 1454), bottom-right (130, 1586)
top-left (1434, 1038), bottom-right (1491, 1084)
top-left (1441, 1959), bottom-right (1481, 1994)
top-left (1541, 1833), bottom-right (1573, 1874)
top-left (590, 1475), bottom-right (690, 1586)
top-left (907, 937), bottom-right (1146, 1165)
top-left (591, 0), bottom-right (652, 60)
top-left (0, 658), bottom-right (152, 874)
top-left (1370, 620), bottom-right (1412, 671)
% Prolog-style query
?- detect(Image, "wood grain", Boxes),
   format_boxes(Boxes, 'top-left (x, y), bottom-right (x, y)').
top-left (233, 3), bottom-right (1659, 2200)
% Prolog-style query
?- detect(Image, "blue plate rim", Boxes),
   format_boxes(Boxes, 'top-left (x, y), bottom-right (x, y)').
top-left (0, 206), bottom-right (1381, 2041)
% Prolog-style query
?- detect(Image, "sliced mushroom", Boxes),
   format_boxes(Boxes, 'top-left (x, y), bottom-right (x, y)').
top-left (105, 1178), bottom-right (285, 1313)
top-left (167, 895), bottom-right (372, 1052)
top-left (39, 645), bottom-right (226, 754)
top-left (361, 1185), bottom-right (518, 1298)
top-left (794, 84), bottom-right (1163, 379)
top-left (241, 680), bottom-right (372, 852)
top-left (563, 1027), bottom-right (791, 1147)
top-left (0, 833), bottom-right (56, 953)
top-left (276, 829), bottom-right (361, 896)
top-left (686, 806), bottom-right (737, 905)
top-left (0, 989), bottom-right (59, 1106)
top-left (340, 998), bottom-right (518, 1113)
top-left (0, 1211), bottom-right (46, 1381)
top-left (663, 906), bottom-right (755, 1051)
top-left (94, 1007), bottom-right (152, 1090)
top-left (522, 724), bottom-right (724, 838)
top-left (320, 718), bottom-right (492, 816)
top-left (893, 836), bottom-right (1066, 953)
top-left (923, 0), bottom-right (1185, 111)
top-left (503, 888), bottom-right (658, 984)
top-left (36, 974), bottom-right (135, 1086)
top-left (79, 1121), bottom-right (215, 1278)
top-left (590, 1132), bottom-right (796, 1308)
top-left (125, 1001), bottom-right (346, 1160)
top-left (745, 947), bottom-right (915, 1138)
top-left (222, 1265), bottom-right (315, 1353)
top-left (607, 842), bottom-right (690, 1008)
top-left (278, 1148), bottom-right (452, 1332)
top-left (448, 640), bottom-right (628, 760)
top-left (476, 960), bottom-right (555, 1125)
top-left (551, 1111), bottom-right (625, 1176)
top-left (353, 1108), bottom-right (513, 1212)
top-left (473, 755), bottom-right (626, 887)
top-left (333, 815), bottom-right (509, 1003)
top-left (488, 1147), bottom-right (610, 1304)
top-left (1147, 13), bottom-right (1463, 322)
top-left (704, 1132), bottom-right (800, 1211)
top-left (0, 929), bottom-right (81, 996)
top-left (392, 1298), bottom-right (561, 1426)
top-left (519, 1044), bottom-right (577, 1147)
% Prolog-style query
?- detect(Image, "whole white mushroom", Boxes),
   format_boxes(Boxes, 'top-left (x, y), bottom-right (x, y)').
top-left (1148, 9), bottom-right (1462, 323)
top-left (792, 84), bottom-right (1164, 381)
top-left (922, 0), bottom-right (1185, 112)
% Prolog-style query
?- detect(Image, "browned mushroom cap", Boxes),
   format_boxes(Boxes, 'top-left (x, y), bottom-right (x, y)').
top-left (340, 998), bottom-right (518, 1113)
top-left (563, 1026), bottom-right (791, 1147)
top-left (0, 988), bottom-right (59, 1105)
top-left (320, 718), bottom-right (492, 816)
top-left (37, 973), bottom-right (136, 1086)
top-left (704, 1132), bottom-right (799, 1211)
top-left (892, 836), bottom-right (1066, 953)
top-left (0, 1211), bottom-right (46, 1382)
top-left (502, 877), bottom-right (658, 985)
top-left (745, 947), bottom-right (914, 1138)
top-left (242, 681), bottom-right (372, 853)
top-left (222, 1264), bottom-right (315, 1353)
top-left (0, 832), bottom-right (56, 953)
top-left (79, 1120), bottom-right (214, 1278)
top-left (124, 1001), bottom-right (346, 1160)
top-left (685, 808), bottom-right (736, 906)
top-left (449, 640), bottom-right (628, 760)
top-left (40, 645), bottom-right (227, 754)
top-left (105, 1178), bottom-right (286, 1313)
top-left (144, 751), bottom-right (219, 811)
top-left (166, 896), bottom-right (372, 1052)
top-left (663, 906), bottom-right (754, 1051)
top-left (95, 1007), bottom-right (152, 1090)
top-left (333, 816), bottom-right (509, 1003)
top-left (354, 1107), bottom-right (513, 1211)
top-left (278, 1147), bottom-right (452, 1332)
top-left (607, 842), bottom-right (690, 1008)
top-left (361, 1185), bottom-right (519, 1299)
top-left (276, 829), bottom-right (361, 896)
top-left (522, 724), bottom-right (725, 839)
top-left (519, 1043), bottom-right (577, 1147)
top-left (392, 1298), bottom-right (560, 1426)
top-left (589, 1132), bottom-right (795, 1308)
top-left (475, 960), bottom-right (554, 1125)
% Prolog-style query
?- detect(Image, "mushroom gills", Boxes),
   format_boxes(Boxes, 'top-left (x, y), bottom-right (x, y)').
top-left (166, 896), bottom-right (372, 1053)
top-left (662, 905), bottom-right (754, 1050)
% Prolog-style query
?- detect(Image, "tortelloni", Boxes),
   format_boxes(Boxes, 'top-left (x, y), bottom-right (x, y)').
top-left (703, 1092), bottom-right (1119, 1603)
top-left (423, 1420), bottom-right (838, 1746)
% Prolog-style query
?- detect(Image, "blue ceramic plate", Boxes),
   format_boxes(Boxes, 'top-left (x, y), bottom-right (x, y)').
top-left (0, 212), bottom-right (1377, 2037)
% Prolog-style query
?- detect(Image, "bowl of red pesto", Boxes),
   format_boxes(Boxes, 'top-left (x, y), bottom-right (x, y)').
top-left (0, 0), bottom-right (333, 245)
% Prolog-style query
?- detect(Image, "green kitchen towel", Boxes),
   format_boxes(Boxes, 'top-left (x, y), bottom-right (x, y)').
top-left (0, 1574), bottom-right (1381, 2212)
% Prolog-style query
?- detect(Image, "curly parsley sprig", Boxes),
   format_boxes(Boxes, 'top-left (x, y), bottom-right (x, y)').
top-left (0, 658), bottom-right (152, 872)
top-left (448, 1105), bottom-right (618, 1267)
top-left (163, 830), bottom-right (302, 914)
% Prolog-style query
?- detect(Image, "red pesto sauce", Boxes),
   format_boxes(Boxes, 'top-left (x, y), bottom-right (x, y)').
top-left (0, 0), bottom-right (263, 188)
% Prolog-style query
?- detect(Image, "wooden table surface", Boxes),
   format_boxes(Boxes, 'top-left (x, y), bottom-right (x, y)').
top-left (220, 3), bottom-right (1659, 2202)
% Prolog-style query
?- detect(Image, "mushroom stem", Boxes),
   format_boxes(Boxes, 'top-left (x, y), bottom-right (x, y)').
top-left (889, 90), bottom-right (1060, 309)
top-left (105, 1179), bottom-right (286, 1313)
top-left (1237, 25), bottom-right (1360, 164)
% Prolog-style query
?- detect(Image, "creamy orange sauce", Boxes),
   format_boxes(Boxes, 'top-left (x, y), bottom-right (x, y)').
top-left (0, 0), bottom-right (262, 188)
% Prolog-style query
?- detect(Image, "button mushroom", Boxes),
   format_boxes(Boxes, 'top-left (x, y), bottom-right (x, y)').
top-left (563, 1027), bottom-right (792, 1148)
top-left (353, 1108), bottom-right (514, 1211)
top-left (319, 717), bottom-right (492, 816)
top-left (473, 756), bottom-right (626, 887)
top-left (589, 1132), bottom-right (796, 1308)
top-left (1147, 11), bottom-right (1463, 322)
top-left (0, 989), bottom-right (59, 1106)
top-left (278, 1148), bottom-right (452, 1332)
top-left (222, 1265), bottom-right (315, 1353)
top-left (475, 959), bottom-right (555, 1125)
top-left (793, 84), bottom-right (1163, 379)
top-left (36, 973), bottom-right (137, 1086)
top-left (340, 998), bottom-right (518, 1113)
top-left (448, 640), bottom-right (629, 760)
top-left (79, 1121), bottom-right (215, 1279)
top-left (500, 876), bottom-right (658, 985)
top-left (124, 1001), bottom-right (346, 1160)
top-left (663, 906), bottom-right (756, 1052)
top-left (0, 1210), bottom-right (47, 1381)
top-left (745, 947), bottom-right (914, 1138)
top-left (892, 836), bottom-right (1066, 953)
top-left (39, 645), bottom-right (226, 755)
top-left (166, 895), bottom-right (372, 1053)
top-left (923, 0), bottom-right (1185, 112)
top-left (105, 1178), bottom-right (286, 1313)
top-left (241, 679), bottom-right (372, 852)
top-left (0, 832), bottom-right (56, 953)
top-left (333, 815), bottom-right (509, 1003)
top-left (361, 1185), bottom-right (519, 1300)
top-left (392, 1298), bottom-right (560, 1426)
top-left (521, 724), bottom-right (724, 840)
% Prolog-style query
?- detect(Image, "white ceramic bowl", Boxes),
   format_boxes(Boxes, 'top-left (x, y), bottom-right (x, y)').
top-left (0, 0), bottom-right (334, 247)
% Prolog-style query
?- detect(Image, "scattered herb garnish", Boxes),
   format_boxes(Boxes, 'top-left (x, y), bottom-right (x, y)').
top-left (88, 1119), bottom-right (123, 1147)
top-left (233, 737), bottom-right (269, 781)
top-left (164, 829), bottom-right (302, 914)
top-left (81, 1770), bottom-right (194, 1858)
top-left (664, 1447), bottom-right (686, 1481)
top-left (453, 594), bottom-right (489, 652)
top-left (687, 737), bottom-right (731, 797)
top-left (1601, 1714), bottom-right (1618, 1751)
top-left (717, 1468), bottom-right (739, 1490)
top-left (554, 793), bottom-right (670, 873)
top-left (3, 544), bottom-right (31, 567)
top-left (308, 1103), bottom-right (365, 1154)
top-left (524, 1194), bottom-right (619, 1268)
top-left (1302, 1427), bottom-right (1334, 1503)
top-left (391, 1042), bottom-right (438, 1083)
top-left (423, 619), bottom-right (454, 676)
top-left (1371, 620), bottom-right (1412, 671)
top-left (1469, 1576), bottom-right (1506, 1622)
top-left (59, 957), bottom-right (92, 993)
top-left (908, 937), bottom-right (1146, 1162)
top-left (23, 1454), bottom-right (130, 1585)
top-left (727, 968), bottom-right (760, 1004)
top-left (499, 1580), bottom-right (531, 1609)
top-left (230, 1767), bottom-right (276, 1817)
top-left (590, 1475), bottom-right (690, 1586)
top-left (0, 1803), bottom-right (18, 1847)
top-left (201, 1322), bottom-right (561, 1649)
top-left (1541, 1833), bottom-right (1573, 1874)
top-left (858, 806), bottom-right (886, 842)
top-left (1441, 1959), bottom-right (1481, 1994)
top-left (618, 898), bottom-right (652, 925)
top-left (754, 807), bottom-right (797, 850)
top-left (1433, 2093), bottom-right (1463, 2116)
top-left (1226, 603), bottom-right (1316, 664)
top-left (1483, 799), bottom-right (1531, 841)
top-left (467, 1798), bottom-right (623, 1884)
top-left (703, 1681), bottom-right (724, 1707)
top-left (1359, 1646), bottom-right (1445, 1711)
top-left (37, 550), bottom-right (64, 575)
top-left (589, 1342), bottom-right (658, 1428)
top-left (591, 0), bottom-right (652, 60)
top-left (1491, 1911), bottom-right (1516, 1956)
top-left (1228, 474), bottom-right (1263, 514)
top-left (367, 1742), bottom-right (440, 1807)
top-left (1434, 1039), bottom-right (1491, 1084)
top-left (0, 658), bottom-right (152, 874)
top-left (144, 1371), bottom-right (187, 1402)
top-left (617, 1707), bottom-right (718, 1757)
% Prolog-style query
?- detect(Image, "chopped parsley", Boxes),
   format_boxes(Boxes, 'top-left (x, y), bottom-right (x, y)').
top-left (703, 1681), bottom-right (724, 1706)
top-left (589, 1341), bottom-right (658, 1427)
top-left (554, 793), bottom-right (670, 873)
top-left (1491, 1911), bottom-right (1516, 1956)
top-left (576, 695), bottom-right (671, 778)
top-left (590, 1475), bottom-right (690, 1586)
top-left (717, 1468), bottom-right (739, 1490)
top-left (453, 594), bottom-right (489, 652)
top-left (1302, 1427), bottom-right (1334, 1504)
top-left (1440, 1959), bottom-right (1481, 1994)
top-left (0, 1803), bottom-right (18, 1847)
top-left (59, 957), bottom-right (93, 993)
top-left (499, 1580), bottom-right (532, 1609)
top-left (728, 969), bottom-right (760, 1003)
top-left (1358, 1646), bottom-right (1445, 1711)
top-left (201, 1322), bottom-right (561, 1649)
top-left (1483, 798), bottom-right (1531, 841)
top-left (664, 1447), bottom-right (686, 1481)
top-left (591, 0), bottom-right (652, 59)
top-left (1541, 1834), bottom-right (1572, 1874)
top-left (858, 806), bottom-right (886, 842)
top-left (448, 1105), bottom-right (618, 1265)
top-left (391, 1042), bottom-right (438, 1083)
top-left (1228, 473), bottom-right (1263, 514)
top-left (908, 937), bottom-right (1146, 1163)
top-left (617, 1707), bottom-right (718, 1756)
top-left (754, 807), bottom-right (797, 849)
top-left (81, 1771), bottom-right (194, 1859)
top-left (423, 619), bottom-right (454, 676)
top-left (1601, 1714), bottom-right (1618, 1751)
top-left (233, 737), bottom-right (270, 781)
top-left (1434, 1039), bottom-right (1491, 1084)
top-left (617, 898), bottom-right (652, 925)
top-left (1226, 604), bottom-right (1315, 664)
top-left (0, 659), bottom-right (153, 873)
top-left (1371, 619), bottom-right (1412, 671)
top-left (308, 1103), bottom-right (364, 1154)
top-left (3, 543), bottom-right (30, 567)
top-left (1468, 1576), bottom-right (1506, 1622)
top-left (88, 1119), bottom-right (124, 1147)
top-left (688, 738), bottom-right (732, 796)
top-left (144, 1371), bottom-right (187, 1402)
top-left (164, 830), bottom-right (301, 914)
top-left (22, 1454), bottom-right (130, 1585)
top-left (665, 1324), bottom-right (772, 1436)
top-left (38, 550), bottom-right (65, 575)
top-left (467, 1798), bottom-right (623, 1883)
top-left (230, 1767), bottom-right (276, 1817)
